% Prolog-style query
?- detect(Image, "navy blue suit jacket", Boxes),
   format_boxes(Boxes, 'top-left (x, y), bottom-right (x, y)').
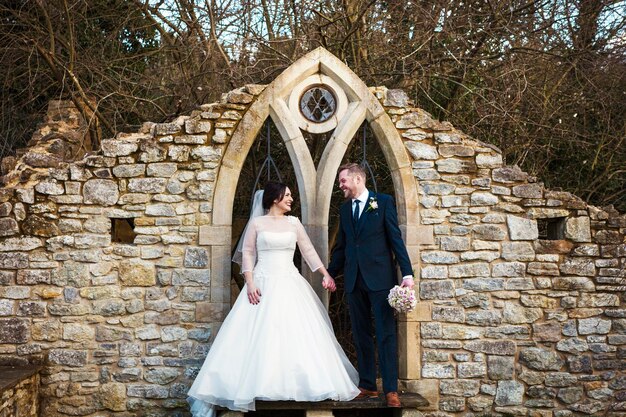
top-left (328, 192), bottom-right (413, 293)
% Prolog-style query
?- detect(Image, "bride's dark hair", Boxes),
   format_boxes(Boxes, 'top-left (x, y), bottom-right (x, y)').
top-left (262, 181), bottom-right (288, 210)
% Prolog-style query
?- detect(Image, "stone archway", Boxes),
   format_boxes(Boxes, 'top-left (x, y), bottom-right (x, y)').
top-left (205, 47), bottom-right (426, 382)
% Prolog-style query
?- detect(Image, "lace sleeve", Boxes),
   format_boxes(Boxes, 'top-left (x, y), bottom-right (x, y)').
top-left (241, 218), bottom-right (258, 273)
top-left (293, 217), bottom-right (323, 272)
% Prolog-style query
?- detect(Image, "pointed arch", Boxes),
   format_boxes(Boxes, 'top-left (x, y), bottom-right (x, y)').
top-left (213, 47), bottom-right (419, 235)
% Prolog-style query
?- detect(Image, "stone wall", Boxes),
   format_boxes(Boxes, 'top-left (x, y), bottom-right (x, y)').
top-left (0, 88), bottom-right (259, 416)
top-left (0, 79), bottom-right (623, 417)
top-left (378, 88), bottom-right (626, 416)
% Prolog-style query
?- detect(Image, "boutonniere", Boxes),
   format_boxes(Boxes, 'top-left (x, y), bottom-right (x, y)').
top-left (365, 196), bottom-right (378, 213)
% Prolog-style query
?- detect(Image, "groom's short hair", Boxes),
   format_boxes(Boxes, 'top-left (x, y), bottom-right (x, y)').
top-left (338, 163), bottom-right (367, 181)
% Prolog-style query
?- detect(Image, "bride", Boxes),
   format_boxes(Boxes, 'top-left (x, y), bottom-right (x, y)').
top-left (188, 182), bottom-right (359, 416)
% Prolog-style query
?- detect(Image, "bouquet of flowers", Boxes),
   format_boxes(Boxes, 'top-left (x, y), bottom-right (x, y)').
top-left (387, 285), bottom-right (417, 313)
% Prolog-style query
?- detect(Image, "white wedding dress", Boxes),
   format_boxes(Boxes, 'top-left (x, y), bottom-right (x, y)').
top-left (188, 215), bottom-right (359, 416)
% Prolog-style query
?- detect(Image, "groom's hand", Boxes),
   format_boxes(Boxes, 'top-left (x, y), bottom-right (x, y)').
top-left (322, 276), bottom-right (337, 292)
top-left (401, 276), bottom-right (414, 289)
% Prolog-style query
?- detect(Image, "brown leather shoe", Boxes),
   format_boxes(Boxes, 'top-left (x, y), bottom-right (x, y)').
top-left (355, 387), bottom-right (379, 399)
top-left (386, 392), bottom-right (401, 408)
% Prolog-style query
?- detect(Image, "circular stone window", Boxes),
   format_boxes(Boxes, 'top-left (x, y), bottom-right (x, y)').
top-left (288, 75), bottom-right (348, 134)
top-left (300, 85), bottom-right (337, 123)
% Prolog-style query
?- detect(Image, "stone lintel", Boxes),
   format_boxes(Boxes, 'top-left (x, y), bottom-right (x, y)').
top-left (199, 226), bottom-right (231, 245)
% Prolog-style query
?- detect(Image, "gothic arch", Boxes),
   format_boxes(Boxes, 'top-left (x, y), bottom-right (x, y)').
top-left (211, 48), bottom-right (421, 381)
top-left (213, 47), bottom-right (419, 253)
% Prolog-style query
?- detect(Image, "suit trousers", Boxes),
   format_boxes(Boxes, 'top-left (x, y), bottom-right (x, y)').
top-left (346, 270), bottom-right (398, 393)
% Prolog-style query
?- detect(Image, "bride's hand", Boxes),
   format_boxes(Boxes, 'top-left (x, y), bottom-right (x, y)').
top-left (322, 275), bottom-right (336, 292)
top-left (247, 282), bottom-right (262, 305)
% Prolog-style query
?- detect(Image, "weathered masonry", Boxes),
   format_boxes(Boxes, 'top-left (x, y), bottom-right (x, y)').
top-left (0, 48), bottom-right (624, 417)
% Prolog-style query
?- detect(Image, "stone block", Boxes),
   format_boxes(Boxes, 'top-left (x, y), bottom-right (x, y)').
top-left (464, 340), bottom-right (516, 355)
top-left (466, 310), bottom-right (502, 326)
top-left (487, 356), bottom-right (515, 380)
top-left (83, 179), bottom-right (119, 205)
top-left (0, 218), bottom-right (19, 237)
top-left (98, 382), bottom-right (127, 411)
top-left (506, 215), bottom-right (538, 240)
top-left (184, 247), bottom-right (209, 268)
top-left (102, 139), bottom-right (139, 156)
top-left (128, 178), bottom-right (167, 193)
top-left (545, 372), bottom-right (577, 387)
top-left (501, 242), bottom-right (535, 261)
top-left (0, 237), bottom-right (44, 252)
top-left (449, 262), bottom-right (490, 278)
top-left (527, 262), bottom-right (559, 276)
top-left (172, 269), bottom-right (210, 286)
top-left (93, 298), bottom-right (126, 316)
top-left (553, 277), bottom-right (595, 291)
top-left (462, 278), bottom-right (504, 292)
top-left (0, 318), bottom-right (28, 343)
top-left (519, 347), bottom-right (564, 370)
top-left (458, 362), bottom-right (486, 378)
top-left (472, 224), bottom-right (507, 240)
top-left (16, 269), bottom-right (51, 285)
top-left (559, 258), bottom-right (595, 276)
top-left (440, 379), bottom-right (480, 396)
top-left (471, 192), bottom-right (498, 206)
top-left (32, 320), bottom-right (61, 341)
top-left (422, 363), bottom-right (455, 379)
top-left (564, 216), bottom-right (591, 242)
top-left (578, 317), bottom-right (611, 335)
top-left (578, 293), bottom-right (620, 307)
top-left (476, 153), bottom-right (502, 168)
top-left (112, 164), bottom-right (145, 178)
top-left (420, 182), bottom-right (456, 195)
top-left (119, 260), bottom-right (156, 286)
top-left (64, 323), bottom-right (95, 342)
top-left (495, 380), bottom-right (524, 406)
top-left (503, 303), bottom-right (542, 324)
top-left (147, 162), bottom-right (178, 177)
top-left (432, 306), bottom-right (465, 323)
top-left (533, 322), bottom-right (561, 342)
top-left (420, 280), bottom-right (454, 299)
top-left (492, 262), bottom-right (525, 277)
top-left (512, 183), bottom-right (543, 198)
top-left (17, 301), bottom-right (46, 316)
top-left (492, 166), bottom-right (529, 183)
top-left (0, 286), bottom-right (30, 299)
top-left (49, 349), bottom-right (87, 367)
top-left (405, 142), bottom-right (438, 160)
top-left (557, 386), bottom-right (583, 404)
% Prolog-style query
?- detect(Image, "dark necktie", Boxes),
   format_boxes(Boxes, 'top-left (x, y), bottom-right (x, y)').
top-left (353, 200), bottom-right (360, 224)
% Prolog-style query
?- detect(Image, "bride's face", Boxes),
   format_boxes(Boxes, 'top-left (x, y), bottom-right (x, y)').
top-left (274, 187), bottom-right (293, 213)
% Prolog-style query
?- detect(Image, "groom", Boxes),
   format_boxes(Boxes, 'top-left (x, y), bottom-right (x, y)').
top-left (327, 163), bottom-right (414, 408)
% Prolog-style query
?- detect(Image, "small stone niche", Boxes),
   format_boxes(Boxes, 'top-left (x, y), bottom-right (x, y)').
top-left (111, 218), bottom-right (136, 243)
top-left (537, 217), bottom-right (566, 240)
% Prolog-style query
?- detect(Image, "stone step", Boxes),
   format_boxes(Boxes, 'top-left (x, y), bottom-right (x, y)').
top-left (218, 392), bottom-right (428, 416)
top-left (253, 392), bottom-right (428, 410)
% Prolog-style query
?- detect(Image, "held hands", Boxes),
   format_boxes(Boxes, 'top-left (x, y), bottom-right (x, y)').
top-left (322, 275), bottom-right (336, 292)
